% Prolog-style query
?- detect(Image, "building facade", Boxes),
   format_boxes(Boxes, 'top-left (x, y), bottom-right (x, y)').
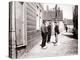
top-left (43, 5), bottom-right (63, 22)
top-left (9, 1), bottom-right (43, 58)
top-left (72, 5), bottom-right (78, 38)
top-left (26, 2), bottom-right (43, 53)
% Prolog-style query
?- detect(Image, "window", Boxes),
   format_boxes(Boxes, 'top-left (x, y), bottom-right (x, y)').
top-left (36, 9), bottom-right (40, 30)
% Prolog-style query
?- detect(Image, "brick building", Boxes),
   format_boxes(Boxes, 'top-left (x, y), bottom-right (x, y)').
top-left (43, 5), bottom-right (63, 22)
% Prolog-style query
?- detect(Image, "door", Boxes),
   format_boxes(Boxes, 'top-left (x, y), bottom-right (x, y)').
top-left (16, 2), bottom-right (24, 46)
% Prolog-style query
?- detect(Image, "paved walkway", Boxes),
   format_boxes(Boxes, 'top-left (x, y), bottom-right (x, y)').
top-left (20, 31), bottom-right (78, 58)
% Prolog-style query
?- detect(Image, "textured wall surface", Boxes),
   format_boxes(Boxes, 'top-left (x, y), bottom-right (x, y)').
top-left (9, 2), bottom-right (43, 58)
top-left (9, 2), bottom-right (16, 58)
top-left (25, 2), bottom-right (42, 52)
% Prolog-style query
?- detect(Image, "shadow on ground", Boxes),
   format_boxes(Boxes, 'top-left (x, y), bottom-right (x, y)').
top-left (62, 34), bottom-right (78, 39)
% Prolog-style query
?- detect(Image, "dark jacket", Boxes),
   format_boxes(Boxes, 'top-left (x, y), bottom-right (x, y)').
top-left (54, 25), bottom-right (59, 34)
top-left (47, 25), bottom-right (52, 35)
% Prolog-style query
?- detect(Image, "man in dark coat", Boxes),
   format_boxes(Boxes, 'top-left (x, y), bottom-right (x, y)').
top-left (40, 21), bottom-right (48, 48)
top-left (54, 22), bottom-right (59, 45)
top-left (65, 24), bottom-right (68, 32)
top-left (47, 22), bottom-right (52, 43)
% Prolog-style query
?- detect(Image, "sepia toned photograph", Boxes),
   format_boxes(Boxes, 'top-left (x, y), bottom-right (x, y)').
top-left (9, 1), bottom-right (78, 59)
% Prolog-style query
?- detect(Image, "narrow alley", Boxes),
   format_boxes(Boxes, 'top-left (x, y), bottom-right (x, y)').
top-left (9, 2), bottom-right (78, 58)
top-left (20, 30), bottom-right (78, 58)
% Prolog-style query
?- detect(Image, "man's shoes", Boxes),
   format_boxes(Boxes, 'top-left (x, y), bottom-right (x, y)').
top-left (42, 46), bottom-right (47, 49)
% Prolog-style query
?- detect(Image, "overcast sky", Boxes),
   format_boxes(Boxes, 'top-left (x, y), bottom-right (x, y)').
top-left (43, 3), bottom-right (74, 19)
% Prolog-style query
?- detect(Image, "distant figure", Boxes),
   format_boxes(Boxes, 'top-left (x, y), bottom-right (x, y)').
top-left (54, 22), bottom-right (59, 46)
top-left (47, 22), bottom-right (52, 43)
top-left (65, 24), bottom-right (68, 32)
top-left (40, 21), bottom-right (48, 48)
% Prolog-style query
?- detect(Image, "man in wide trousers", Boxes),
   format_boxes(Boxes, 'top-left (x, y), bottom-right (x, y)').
top-left (47, 22), bottom-right (52, 43)
top-left (41, 21), bottom-right (48, 48)
top-left (54, 22), bottom-right (59, 45)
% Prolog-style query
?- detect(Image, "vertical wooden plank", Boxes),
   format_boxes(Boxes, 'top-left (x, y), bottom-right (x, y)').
top-left (23, 3), bottom-right (27, 46)
top-left (9, 1), bottom-right (16, 58)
